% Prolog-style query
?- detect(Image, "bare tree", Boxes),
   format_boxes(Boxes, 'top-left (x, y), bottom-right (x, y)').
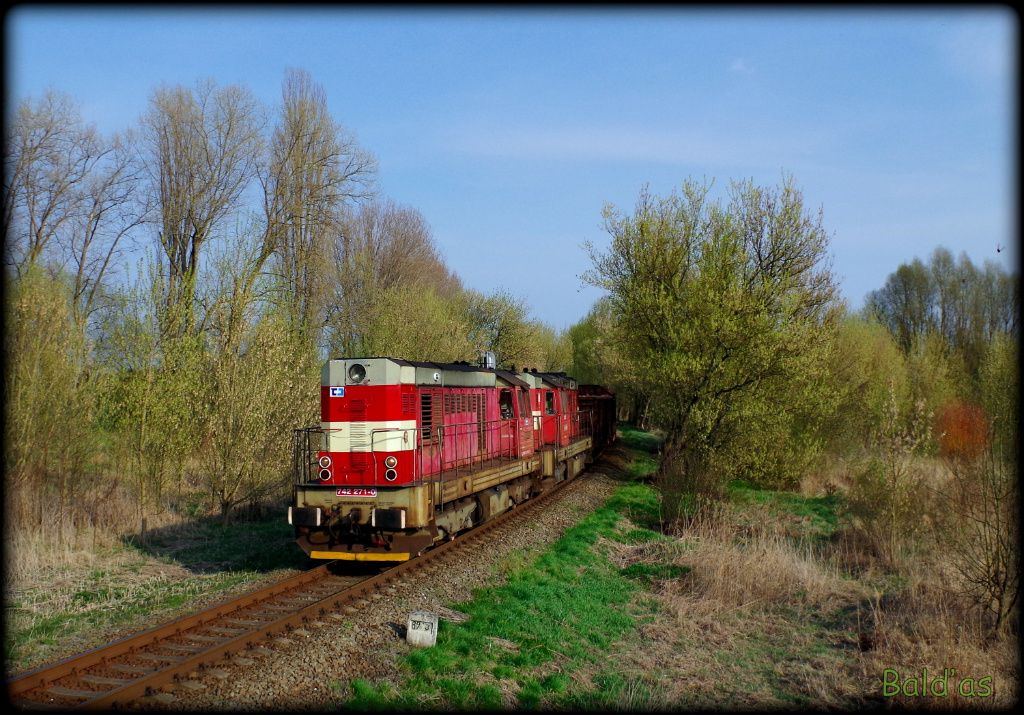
top-left (4, 90), bottom-right (99, 275)
top-left (259, 68), bottom-right (376, 341)
top-left (941, 441), bottom-right (1018, 634)
top-left (326, 199), bottom-right (459, 356)
top-left (67, 130), bottom-right (148, 328)
top-left (142, 79), bottom-right (263, 337)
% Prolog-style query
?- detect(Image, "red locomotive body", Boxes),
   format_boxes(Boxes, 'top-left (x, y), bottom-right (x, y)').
top-left (289, 355), bottom-right (615, 562)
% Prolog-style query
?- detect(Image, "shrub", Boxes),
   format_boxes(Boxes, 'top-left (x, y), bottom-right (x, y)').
top-left (936, 400), bottom-right (989, 462)
top-left (938, 440), bottom-right (1018, 635)
top-left (845, 383), bottom-right (935, 568)
top-left (4, 267), bottom-right (97, 537)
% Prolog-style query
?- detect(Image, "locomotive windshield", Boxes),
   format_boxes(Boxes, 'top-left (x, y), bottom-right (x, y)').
top-left (499, 390), bottom-right (514, 419)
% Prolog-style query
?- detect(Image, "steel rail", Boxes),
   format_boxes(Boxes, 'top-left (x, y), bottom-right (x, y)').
top-left (8, 563), bottom-right (336, 696)
top-left (7, 463), bottom-right (588, 710)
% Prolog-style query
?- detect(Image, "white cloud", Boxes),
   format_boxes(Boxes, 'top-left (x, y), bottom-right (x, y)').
top-left (729, 57), bottom-right (752, 74)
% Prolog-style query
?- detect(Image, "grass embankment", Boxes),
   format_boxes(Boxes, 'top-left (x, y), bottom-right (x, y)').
top-left (343, 425), bottom-right (874, 709)
top-left (5, 509), bottom-right (307, 673)
top-left (344, 425), bottom-right (670, 710)
top-left (341, 425), bottom-right (1017, 708)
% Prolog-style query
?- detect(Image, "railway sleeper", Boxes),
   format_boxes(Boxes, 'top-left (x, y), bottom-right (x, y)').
top-left (109, 664), bottom-right (156, 675)
top-left (133, 653), bottom-right (189, 663)
top-left (78, 675), bottom-right (133, 687)
top-left (46, 686), bottom-right (98, 700)
top-left (160, 643), bottom-right (208, 654)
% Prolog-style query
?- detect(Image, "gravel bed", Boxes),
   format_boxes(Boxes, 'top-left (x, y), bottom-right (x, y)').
top-left (135, 470), bottom-right (620, 710)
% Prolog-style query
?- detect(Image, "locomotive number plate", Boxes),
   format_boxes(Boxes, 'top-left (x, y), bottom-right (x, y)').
top-left (337, 488), bottom-right (377, 497)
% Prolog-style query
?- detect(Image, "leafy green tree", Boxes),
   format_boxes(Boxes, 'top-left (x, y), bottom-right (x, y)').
top-left (865, 259), bottom-right (935, 353)
top-left (585, 177), bottom-right (837, 523)
top-left (821, 312), bottom-right (909, 453)
top-left (530, 322), bottom-right (572, 372)
top-left (568, 297), bottom-right (646, 422)
top-left (462, 288), bottom-right (541, 369)
top-left (354, 282), bottom-right (474, 363)
top-left (4, 266), bottom-right (97, 540)
top-left (979, 333), bottom-right (1017, 461)
top-left (867, 246), bottom-right (1017, 389)
top-left (96, 261), bottom-right (205, 536)
top-left (905, 331), bottom-right (966, 453)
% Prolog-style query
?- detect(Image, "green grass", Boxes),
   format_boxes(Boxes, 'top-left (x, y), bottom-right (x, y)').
top-left (615, 422), bottom-right (661, 487)
top-left (336, 428), bottom-right (861, 709)
top-left (341, 461), bottom-right (670, 709)
top-left (617, 423), bottom-right (662, 455)
top-left (728, 478), bottom-right (841, 542)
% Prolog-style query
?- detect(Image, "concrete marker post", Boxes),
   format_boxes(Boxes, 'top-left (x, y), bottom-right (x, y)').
top-left (407, 610), bottom-right (439, 648)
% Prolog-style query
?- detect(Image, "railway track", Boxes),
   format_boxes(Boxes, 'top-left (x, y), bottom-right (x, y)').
top-left (8, 471), bottom-right (585, 710)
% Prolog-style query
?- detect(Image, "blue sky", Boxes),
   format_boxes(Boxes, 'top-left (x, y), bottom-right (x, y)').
top-left (6, 7), bottom-right (1017, 330)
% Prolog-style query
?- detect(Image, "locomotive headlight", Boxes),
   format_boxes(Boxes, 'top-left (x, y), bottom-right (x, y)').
top-left (318, 455), bottom-right (332, 469)
top-left (348, 363), bottom-right (366, 383)
top-left (384, 455), bottom-right (397, 468)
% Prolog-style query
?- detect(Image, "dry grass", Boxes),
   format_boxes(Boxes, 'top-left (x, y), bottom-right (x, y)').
top-left (674, 502), bottom-right (864, 613)
top-left (858, 556), bottom-right (1020, 708)
top-left (802, 460), bottom-right (1019, 707)
top-left (583, 509), bottom-right (869, 708)
top-left (4, 489), bottom-right (299, 674)
top-left (3, 491), bottom-right (187, 590)
top-left (589, 481), bottom-right (1019, 709)
top-left (804, 452), bottom-right (952, 497)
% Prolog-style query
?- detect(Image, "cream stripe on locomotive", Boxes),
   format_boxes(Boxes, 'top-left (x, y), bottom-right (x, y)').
top-left (321, 420), bottom-right (418, 452)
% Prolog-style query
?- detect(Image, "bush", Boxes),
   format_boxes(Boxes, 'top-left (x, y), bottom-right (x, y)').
top-left (4, 267), bottom-right (97, 537)
top-left (936, 400), bottom-right (989, 462)
top-left (656, 446), bottom-right (723, 531)
top-left (196, 308), bottom-right (319, 523)
top-left (821, 314), bottom-right (908, 454)
top-left (845, 383), bottom-right (935, 568)
top-left (938, 442), bottom-right (1018, 635)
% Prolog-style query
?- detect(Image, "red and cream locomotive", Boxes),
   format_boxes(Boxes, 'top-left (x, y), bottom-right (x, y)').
top-left (288, 353), bottom-right (615, 561)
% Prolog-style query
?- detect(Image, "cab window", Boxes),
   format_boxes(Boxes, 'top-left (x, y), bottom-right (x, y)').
top-left (544, 391), bottom-right (555, 415)
top-left (499, 390), bottom-right (515, 420)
